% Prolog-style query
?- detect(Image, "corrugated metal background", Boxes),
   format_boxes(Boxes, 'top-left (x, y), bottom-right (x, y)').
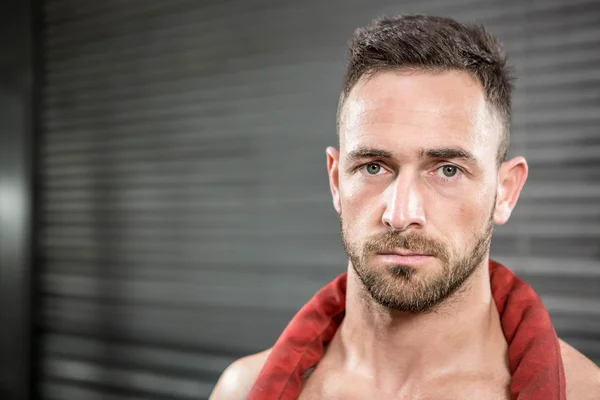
top-left (39, 0), bottom-right (600, 398)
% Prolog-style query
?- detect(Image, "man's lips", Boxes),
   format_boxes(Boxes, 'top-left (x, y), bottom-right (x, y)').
top-left (375, 250), bottom-right (434, 264)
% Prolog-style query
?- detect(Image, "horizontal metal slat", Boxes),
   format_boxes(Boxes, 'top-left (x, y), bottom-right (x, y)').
top-left (43, 358), bottom-right (214, 399)
top-left (42, 381), bottom-right (154, 400)
top-left (43, 334), bottom-right (232, 381)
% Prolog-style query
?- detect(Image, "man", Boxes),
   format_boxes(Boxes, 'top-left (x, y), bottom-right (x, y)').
top-left (210, 15), bottom-right (600, 399)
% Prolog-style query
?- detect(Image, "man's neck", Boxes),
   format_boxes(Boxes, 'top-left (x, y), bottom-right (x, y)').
top-left (329, 259), bottom-right (509, 394)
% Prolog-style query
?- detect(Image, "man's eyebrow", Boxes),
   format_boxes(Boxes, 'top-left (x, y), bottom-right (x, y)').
top-left (346, 148), bottom-right (393, 162)
top-left (420, 147), bottom-right (477, 163)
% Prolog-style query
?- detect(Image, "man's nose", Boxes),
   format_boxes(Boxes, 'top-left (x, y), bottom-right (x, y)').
top-left (381, 174), bottom-right (426, 231)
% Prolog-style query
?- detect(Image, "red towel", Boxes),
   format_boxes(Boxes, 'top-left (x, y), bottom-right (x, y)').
top-left (248, 260), bottom-right (566, 399)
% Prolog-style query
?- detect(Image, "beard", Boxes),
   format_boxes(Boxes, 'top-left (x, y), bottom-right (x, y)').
top-left (340, 212), bottom-right (494, 314)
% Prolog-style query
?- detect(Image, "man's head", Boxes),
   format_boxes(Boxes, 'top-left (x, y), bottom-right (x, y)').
top-left (326, 15), bottom-right (528, 313)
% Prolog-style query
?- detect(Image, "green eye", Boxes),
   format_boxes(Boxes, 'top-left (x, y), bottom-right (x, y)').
top-left (365, 163), bottom-right (382, 175)
top-left (441, 165), bottom-right (458, 177)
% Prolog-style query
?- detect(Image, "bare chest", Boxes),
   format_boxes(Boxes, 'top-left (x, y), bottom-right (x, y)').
top-left (297, 364), bottom-right (511, 400)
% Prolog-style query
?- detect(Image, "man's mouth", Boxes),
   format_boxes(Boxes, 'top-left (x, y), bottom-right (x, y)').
top-left (377, 249), bottom-right (432, 257)
top-left (375, 250), bottom-right (434, 265)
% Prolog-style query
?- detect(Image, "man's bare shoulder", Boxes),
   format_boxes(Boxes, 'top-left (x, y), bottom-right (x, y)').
top-left (559, 339), bottom-right (600, 400)
top-left (209, 348), bottom-right (272, 400)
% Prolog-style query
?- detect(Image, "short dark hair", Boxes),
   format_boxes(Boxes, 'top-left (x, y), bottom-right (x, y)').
top-left (338, 15), bottom-right (514, 165)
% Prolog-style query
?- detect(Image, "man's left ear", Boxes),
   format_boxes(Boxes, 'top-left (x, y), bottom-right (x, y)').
top-left (493, 156), bottom-right (529, 226)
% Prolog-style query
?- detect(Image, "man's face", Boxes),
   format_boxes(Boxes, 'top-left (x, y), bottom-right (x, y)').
top-left (332, 70), bottom-right (503, 313)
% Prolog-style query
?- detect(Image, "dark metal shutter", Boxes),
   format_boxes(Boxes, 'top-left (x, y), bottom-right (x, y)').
top-left (40, 0), bottom-right (600, 398)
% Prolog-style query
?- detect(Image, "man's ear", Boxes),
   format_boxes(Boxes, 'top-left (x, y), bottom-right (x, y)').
top-left (493, 156), bottom-right (529, 225)
top-left (326, 147), bottom-right (341, 214)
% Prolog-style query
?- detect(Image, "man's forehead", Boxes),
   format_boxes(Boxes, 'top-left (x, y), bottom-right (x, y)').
top-left (342, 105), bottom-right (478, 137)
top-left (338, 70), bottom-right (500, 155)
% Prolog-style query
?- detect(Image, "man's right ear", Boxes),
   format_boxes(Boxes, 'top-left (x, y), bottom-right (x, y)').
top-left (326, 147), bottom-right (341, 214)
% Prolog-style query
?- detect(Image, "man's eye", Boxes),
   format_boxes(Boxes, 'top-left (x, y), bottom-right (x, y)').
top-left (438, 165), bottom-right (459, 178)
top-left (364, 163), bottom-right (383, 175)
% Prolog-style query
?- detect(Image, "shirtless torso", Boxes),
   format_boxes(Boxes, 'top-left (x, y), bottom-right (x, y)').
top-left (209, 339), bottom-right (600, 400)
top-left (296, 343), bottom-right (512, 400)
top-left (296, 350), bottom-right (511, 400)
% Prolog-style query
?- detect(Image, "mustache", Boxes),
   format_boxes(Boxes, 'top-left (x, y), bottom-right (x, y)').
top-left (363, 231), bottom-right (450, 262)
